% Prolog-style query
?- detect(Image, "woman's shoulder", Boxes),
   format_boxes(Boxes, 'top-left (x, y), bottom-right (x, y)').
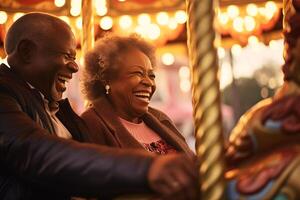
top-left (81, 106), bottom-right (97, 120)
top-left (148, 107), bottom-right (173, 122)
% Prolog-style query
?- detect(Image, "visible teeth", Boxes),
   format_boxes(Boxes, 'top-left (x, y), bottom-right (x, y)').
top-left (134, 92), bottom-right (150, 97)
top-left (58, 76), bottom-right (70, 82)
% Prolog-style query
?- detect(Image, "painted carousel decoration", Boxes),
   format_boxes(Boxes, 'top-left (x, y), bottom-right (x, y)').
top-left (225, 0), bottom-right (300, 199)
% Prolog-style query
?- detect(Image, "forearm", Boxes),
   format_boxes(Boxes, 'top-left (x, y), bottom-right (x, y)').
top-left (0, 94), bottom-right (154, 197)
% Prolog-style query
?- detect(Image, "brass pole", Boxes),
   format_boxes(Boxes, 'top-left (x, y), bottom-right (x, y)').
top-left (81, 0), bottom-right (94, 55)
top-left (186, 0), bottom-right (225, 199)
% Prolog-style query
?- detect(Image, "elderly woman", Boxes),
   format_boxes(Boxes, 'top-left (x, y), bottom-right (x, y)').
top-left (81, 34), bottom-right (193, 156)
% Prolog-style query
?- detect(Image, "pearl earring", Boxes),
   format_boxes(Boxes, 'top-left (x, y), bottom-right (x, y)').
top-left (105, 85), bottom-right (110, 94)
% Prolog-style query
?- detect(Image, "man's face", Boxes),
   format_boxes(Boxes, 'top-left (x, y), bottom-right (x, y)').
top-left (32, 27), bottom-right (78, 101)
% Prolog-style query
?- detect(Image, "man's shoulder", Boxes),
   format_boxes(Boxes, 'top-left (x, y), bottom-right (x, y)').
top-left (0, 64), bottom-right (26, 91)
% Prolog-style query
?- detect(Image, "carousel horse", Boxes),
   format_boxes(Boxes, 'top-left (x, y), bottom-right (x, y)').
top-left (225, 0), bottom-right (300, 199)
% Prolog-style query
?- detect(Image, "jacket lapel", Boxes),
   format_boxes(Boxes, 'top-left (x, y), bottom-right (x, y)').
top-left (92, 97), bottom-right (145, 149)
top-left (143, 111), bottom-right (193, 155)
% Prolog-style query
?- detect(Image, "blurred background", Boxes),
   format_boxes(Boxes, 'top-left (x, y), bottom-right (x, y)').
top-left (0, 0), bottom-right (284, 151)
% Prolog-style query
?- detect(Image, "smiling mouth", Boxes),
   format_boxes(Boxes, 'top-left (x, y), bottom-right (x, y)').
top-left (133, 92), bottom-right (151, 103)
top-left (57, 75), bottom-right (71, 91)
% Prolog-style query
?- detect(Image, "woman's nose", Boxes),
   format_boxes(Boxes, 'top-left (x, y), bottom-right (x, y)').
top-left (142, 76), bottom-right (155, 86)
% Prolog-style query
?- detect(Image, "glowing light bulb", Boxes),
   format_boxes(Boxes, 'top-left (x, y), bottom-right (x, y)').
top-left (179, 66), bottom-right (190, 78)
top-left (162, 53), bottom-right (175, 66)
top-left (138, 13), bottom-right (151, 25)
top-left (217, 47), bottom-right (226, 59)
top-left (95, 0), bottom-right (107, 16)
top-left (231, 44), bottom-right (242, 56)
top-left (227, 5), bottom-right (239, 18)
top-left (100, 16), bottom-right (113, 30)
top-left (244, 16), bottom-right (256, 31)
top-left (219, 13), bottom-right (229, 25)
top-left (0, 11), bottom-right (8, 24)
top-left (248, 36), bottom-right (259, 45)
top-left (54, 0), bottom-right (66, 7)
top-left (156, 12), bottom-right (169, 25)
top-left (246, 4), bottom-right (258, 16)
top-left (233, 17), bottom-right (244, 32)
top-left (174, 10), bottom-right (187, 24)
top-left (146, 24), bottom-right (160, 40)
top-left (76, 17), bottom-right (82, 29)
top-left (180, 79), bottom-right (191, 92)
top-left (119, 15), bottom-right (132, 29)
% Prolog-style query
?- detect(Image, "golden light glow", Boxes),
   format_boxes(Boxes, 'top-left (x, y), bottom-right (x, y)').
top-left (59, 16), bottom-right (70, 24)
top-left (246, 4), bottom-right (258, 16)
top-left (217, 47), bottom-right (226, 59)
top-left (100, 16), bottom-right (113, 30)
top-left (70, 7), bottom-right (81, 16)
top-left (179, 66), bottom-right (190, 79)
top-left (13, 13), bottom-right (24, 22)
top-left (0, 11), bottom-right (8, 24)
top-left (219, 13), bottom-right (229, 25)
top-left (168, 19), bottom-right (178, 30)
top-left (248, 35), bottom-right (259, 45)
top-left (138, 13), bottom-right (151, 25)
top-left (265, 1), bottom-right (277, 14)
top-left (227, 5), bottom-right (239, 18)
top-left (269, 40), bottom-right (278, 50)
top-left (180, 79), bottom-right (191, 92)
top-left (220, 61), bottom-right (233, 89)
top-left (244, 16), bottom-right (256, 31)
top-left (70, 0), bottom-right (81, 16)
top-left (70, 0), bottom-right (82, 8)
top-left (119, 15), bottom-right (132, 29)
top-left (174, 10), bottom-right (187, 24)
top-left (231, 44), bottom-right (242, 56)
top-left (96, 7), bottom-right (107, 16)
top-left (80, 57), bottom-right (84, 66)
top-left (264, 8), bottom-right (275, 20)
top-left (161, 53), bottom-right (175, 66)
top-left (76, 17), bottom-right (82, 29)
top-left (258, 7), bottom-right (266, 17)
top-left (95, 0), bottom-right (107, 16)
top-left (156, 12), bottom-right (169, 25)
top-left (233, 17), bottom-right (244, 32)
top-left (147, 24), bottom-right (160, 40)
top-left (135, 25), bottom-right (145, 35)
top-left (54, 0), bottom-right (66, 7)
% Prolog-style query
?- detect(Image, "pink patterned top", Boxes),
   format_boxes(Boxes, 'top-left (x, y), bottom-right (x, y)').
top-left (119, 117), bottom-right (177, 155)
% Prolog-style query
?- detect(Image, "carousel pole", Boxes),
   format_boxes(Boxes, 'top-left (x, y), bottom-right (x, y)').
top-left (186, 0), bottom-right (225, 199)
top-left (81, 0), bottom-right (94, 55)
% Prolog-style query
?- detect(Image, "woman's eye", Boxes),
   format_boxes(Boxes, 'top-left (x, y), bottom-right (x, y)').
top-left (149, 74), bottom-right (156, 80)
top-left (133, 71), bottom-right (144, 76)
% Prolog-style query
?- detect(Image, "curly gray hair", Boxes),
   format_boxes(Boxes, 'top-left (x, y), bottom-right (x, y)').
top-left (82, 33), bottom-right (156, 101)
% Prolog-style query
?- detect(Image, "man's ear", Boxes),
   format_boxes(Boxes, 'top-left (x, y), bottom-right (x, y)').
top-left (17, 39), bottom-right (37, 63)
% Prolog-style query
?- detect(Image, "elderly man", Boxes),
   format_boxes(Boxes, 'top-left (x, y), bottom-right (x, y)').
top-left (0, 13), bottom-right (197, 200)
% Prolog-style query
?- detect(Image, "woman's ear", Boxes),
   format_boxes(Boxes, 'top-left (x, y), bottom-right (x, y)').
top-left (17, 39), bottom-right (37, 63)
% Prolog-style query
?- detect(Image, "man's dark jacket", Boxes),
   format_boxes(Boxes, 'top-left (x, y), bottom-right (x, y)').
top-left (0, 64), bottom-right (153, 200)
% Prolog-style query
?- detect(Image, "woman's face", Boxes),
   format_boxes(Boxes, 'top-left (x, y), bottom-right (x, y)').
top-left (108, 48), bottom-right (156, 122)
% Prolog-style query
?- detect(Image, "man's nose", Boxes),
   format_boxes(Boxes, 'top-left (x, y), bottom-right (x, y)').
top-left (68, 62), bottom-right (79, 73)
